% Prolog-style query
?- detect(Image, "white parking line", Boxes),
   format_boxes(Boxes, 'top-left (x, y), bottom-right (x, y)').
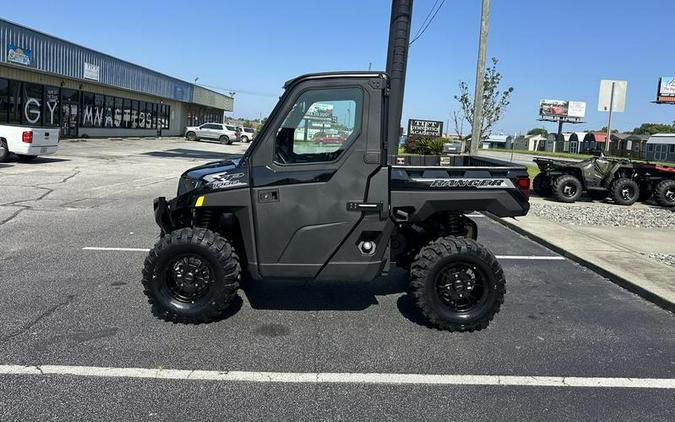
top-left (83, 247), bottom-right (150, 252)
top-left (82, 247), bottom-right (564, 261)
top-left (0, 365), bottom-right (673, 389)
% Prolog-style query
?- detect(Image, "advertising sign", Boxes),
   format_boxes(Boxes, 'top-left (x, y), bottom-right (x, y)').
top-left (539, 100), bottom-right (586, 119)
top-left (305, 103), bottom-right (334, 122)
top-left (6, 44), bottom-right (33, 67)
top-left (83, 62), bottom-right (100, 81)
top-left (567, 101), bottom-right (587, 118)
top-left (408, 119), bottom-right (443, 137)
top-left (656, 77), bottom-right (675, 103)
top-left (598, 80), bottom-right (627, 112)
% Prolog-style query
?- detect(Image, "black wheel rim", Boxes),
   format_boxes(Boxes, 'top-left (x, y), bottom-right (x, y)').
top-left (620, 185), bottom-right (635, 201)
top-left (666, 188), bottom-right (675, 203)
top-left (435, 262), bottom-right (489, 313)
top-left (562, 183), bottom-right (577, 198)
top-left (164, 254), bottom-right (214, 302)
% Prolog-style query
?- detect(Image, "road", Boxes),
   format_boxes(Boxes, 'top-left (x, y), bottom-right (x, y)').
top-left (0, 138), bottom-right (673, 421)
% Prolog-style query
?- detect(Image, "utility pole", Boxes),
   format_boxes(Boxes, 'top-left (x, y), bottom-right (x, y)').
top-left (469, 0), bottom-right (490, 155)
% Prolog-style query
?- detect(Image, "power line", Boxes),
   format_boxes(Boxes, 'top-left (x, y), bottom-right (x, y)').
top-left (409, 0), bottom-right (447, 46)
top-left (411, 0), bottom-right (440, 41)
top-left (198, 83), bottom-right (280, 98)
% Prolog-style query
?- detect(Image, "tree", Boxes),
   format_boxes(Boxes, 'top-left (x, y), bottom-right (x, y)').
top-left (451, 110), bottom-right (465, 139)
top-left (631, 123), bottom-right (675, 135)
top-left (527, 128), bottom-right (548, 137)
top-left (600, 127), bottom-right (619, 134)
top-left (454, 58), bottom-right (514, 151)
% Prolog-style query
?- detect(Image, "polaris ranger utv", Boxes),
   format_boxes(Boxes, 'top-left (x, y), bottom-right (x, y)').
top-left (142, 0), bottom-right (531, 331)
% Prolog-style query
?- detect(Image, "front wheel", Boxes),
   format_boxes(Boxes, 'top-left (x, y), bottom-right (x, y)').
top-left (552, 174), bottom-right (582, 203)
top-left (0, 139), bottom-right (9, 162)
top-left (186, 131), bottom-right (197, 141)
top-left (532, 173), bottom-right (552, 197)
top-left (610, 178), bottom-right (639, 206)
top-left (410, 237), bottom-right (505, 332)
top-left (240, 136), bottom-right (249, 143)
top-left (654, 179), bottom-right (675, 207)
top-left (141, 228), bottom-right (241, 323)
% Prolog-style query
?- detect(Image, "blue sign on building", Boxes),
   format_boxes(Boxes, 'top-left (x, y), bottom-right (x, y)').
top-left (6, 43), bottom-right (33, 67)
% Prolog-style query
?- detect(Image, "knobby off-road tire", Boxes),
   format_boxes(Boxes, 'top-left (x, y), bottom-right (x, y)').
top-left (410, 237), bottom-right (505, 332)
top-left (610, 178), bottom-right (640, 206)
top-left (142, 228), bottom-right (240, 323)
top-left (532, 173), bottom-right (552, 197)
top-left (0, 139), bottom-right (9, 162)
top-left (654, 179), bottom-right (675, 207)
top-left (552, 174), bottom-right (582, 203)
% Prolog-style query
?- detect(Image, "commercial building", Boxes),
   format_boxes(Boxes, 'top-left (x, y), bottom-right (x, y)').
top-left (0, 19), bottom-right (233, 138)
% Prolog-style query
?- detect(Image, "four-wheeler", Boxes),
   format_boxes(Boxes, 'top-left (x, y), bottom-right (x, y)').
top-left (633, 163), bottom-right (675, 208)
top-left (532, 154), bottom-right (640, 205)
top-left (185, 123), bottom-right (239, 145)
top-left (141, 0), bottom-right (531, 332)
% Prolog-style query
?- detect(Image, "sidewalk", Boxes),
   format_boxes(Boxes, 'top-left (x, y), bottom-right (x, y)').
top-left (492, 202), bottom-right (675, 312)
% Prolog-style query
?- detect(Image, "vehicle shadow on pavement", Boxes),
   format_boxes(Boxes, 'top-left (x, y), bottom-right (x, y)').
top-left (241, 272), bottom-right (409, 312)
top-left (3, 156), bottom-right (71, 164)
top-left (141, 149), bottom-right (242, 161)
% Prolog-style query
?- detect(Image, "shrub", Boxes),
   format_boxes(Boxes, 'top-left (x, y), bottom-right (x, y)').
top-left (405, 137), bottom-right (447, 155)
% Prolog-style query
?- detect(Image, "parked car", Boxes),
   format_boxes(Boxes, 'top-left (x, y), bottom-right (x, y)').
top-left (0, 125), bottom-right (60, 162)
top-left (238, 127), bottom-right (256, 143)
top-left (312, 132), bottom-right (345, 145)
top-left (185, 123), bottom-right (239, 145)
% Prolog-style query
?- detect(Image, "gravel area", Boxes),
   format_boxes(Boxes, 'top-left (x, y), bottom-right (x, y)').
top-left (648, 253), bottom-right (675, 268)
top-left (529, 202), bottom-right (675, 229)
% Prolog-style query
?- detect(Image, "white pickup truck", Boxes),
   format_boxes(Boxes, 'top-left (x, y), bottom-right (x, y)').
top-left (0, 125), bottom-right (60, 162)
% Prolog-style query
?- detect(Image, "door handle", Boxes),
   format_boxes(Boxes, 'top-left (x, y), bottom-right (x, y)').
top-left (258, 189), bottom-right (279, 203)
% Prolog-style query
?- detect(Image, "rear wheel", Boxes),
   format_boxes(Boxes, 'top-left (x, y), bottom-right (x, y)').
top-left (610, 178), bottom-right (639, 206)
top-left (410, 237), bottom-right (505, 332)
top-left (532, 173), bottom-right (552, 197)
top-left (142, 228), bottom-right (241, 323)
top-left (552, 174), bottom-right (582, 203)
top-left (654, 179), bottom-right (675, 207)
top-left (0, 139), bottom-right (8, 162)
top-left (186, 131), bottom-right (197, 141)
top-left (220, 135), bottom-right (232, 145)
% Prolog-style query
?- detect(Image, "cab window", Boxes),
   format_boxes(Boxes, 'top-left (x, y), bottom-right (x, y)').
top-left (274, 87), bottom-right (362, 165)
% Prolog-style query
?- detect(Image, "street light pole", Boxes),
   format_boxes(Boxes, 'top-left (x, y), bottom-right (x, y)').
top-left (470, 0), bottom-right (490, 155)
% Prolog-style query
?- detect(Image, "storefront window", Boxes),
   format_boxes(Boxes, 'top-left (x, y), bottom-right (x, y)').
top-left (0, 79), bottom-right (8, 123)
top-left (81, 92), bottom-right (95, 127)
top-left (104, 96), bottom-right (114, 127)
top-left (114, 97), bottom-right (123, 127)
top-left (44, 86), bottom-right (60, 127)
top-left (152, 103), bottom-right (158, 129)
top-left (123, 99), bottom-right (131, 128)
top-left (164, 105), bottom-right (171, 129)
top-left (131, 100), bottom-right (138, 128)
top-left (138, 101), bottom-right (146, 128)
top-left (8, 80), bottom-right (21, 124)
top-left (93, 94), bottom-right (104, 127)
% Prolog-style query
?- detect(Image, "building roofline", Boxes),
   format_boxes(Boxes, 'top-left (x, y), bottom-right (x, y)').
top-left (0, 17), bottom-right (231, 101)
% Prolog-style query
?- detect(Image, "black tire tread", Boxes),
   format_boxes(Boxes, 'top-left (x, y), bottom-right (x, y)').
top-left (654, 179), bottom-right (675, 207)
top-left (141, 227), bottom-right (240, 324)
top-left (610, 178), bottom-right (640, 206)
top-left (552, 174), bottom-right (582, 203)
top-left (532, 173), bottom-right (551, 197)
top-left (410, 236), bottom-right (505, 332)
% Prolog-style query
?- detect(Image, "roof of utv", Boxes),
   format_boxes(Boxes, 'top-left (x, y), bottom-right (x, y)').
top-left (283, 71), bottom-right (387, 89)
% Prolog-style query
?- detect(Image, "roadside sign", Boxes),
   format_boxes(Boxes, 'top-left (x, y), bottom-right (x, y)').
top-left (598, 80), bottom-right (627, 112)
top-left (408, 119), bottom-right (443, 138)
top-left (656, 77), bottom-right (675, 104)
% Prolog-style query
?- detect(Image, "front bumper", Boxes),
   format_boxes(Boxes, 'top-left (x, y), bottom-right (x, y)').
top-left (153, 197), bottom-right (174, 235)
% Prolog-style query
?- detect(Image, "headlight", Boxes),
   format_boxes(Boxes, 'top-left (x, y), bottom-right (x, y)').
top-left (177, 176), bottom-right (202, 196)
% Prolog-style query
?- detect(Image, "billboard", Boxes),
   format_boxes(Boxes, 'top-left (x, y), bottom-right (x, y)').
top-left (6, 43), bottom-right (34, 67)
top-left (657, 77), bottom-right (675, 103)
top-left (408, 119), bottom-right (443, 137)
top-left (539, 99), bottom-right (586, 119)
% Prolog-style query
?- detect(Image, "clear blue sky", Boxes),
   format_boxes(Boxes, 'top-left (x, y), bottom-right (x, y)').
top-left (5, 0), bottom-right (675, 134)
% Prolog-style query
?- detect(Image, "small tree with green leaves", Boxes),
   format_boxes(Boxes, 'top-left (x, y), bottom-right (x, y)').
top-left (527, 128), bottom-right (548, 137)
top-left (454, 58), bottom-right (514, 151)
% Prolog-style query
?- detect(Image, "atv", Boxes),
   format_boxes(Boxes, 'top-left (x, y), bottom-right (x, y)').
top-left (532, 153), bottom-right (640, 205)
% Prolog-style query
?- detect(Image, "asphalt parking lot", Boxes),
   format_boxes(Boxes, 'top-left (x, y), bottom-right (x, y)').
top-left (1, 138), bottom-right (673, 421)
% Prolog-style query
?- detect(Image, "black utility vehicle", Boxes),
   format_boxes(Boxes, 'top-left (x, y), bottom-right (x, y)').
top-left (142, 1), bottom-right (531, 331)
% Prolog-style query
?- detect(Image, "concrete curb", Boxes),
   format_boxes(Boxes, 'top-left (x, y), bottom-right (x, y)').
top-left (488, 214), bottom-right (675, 313)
